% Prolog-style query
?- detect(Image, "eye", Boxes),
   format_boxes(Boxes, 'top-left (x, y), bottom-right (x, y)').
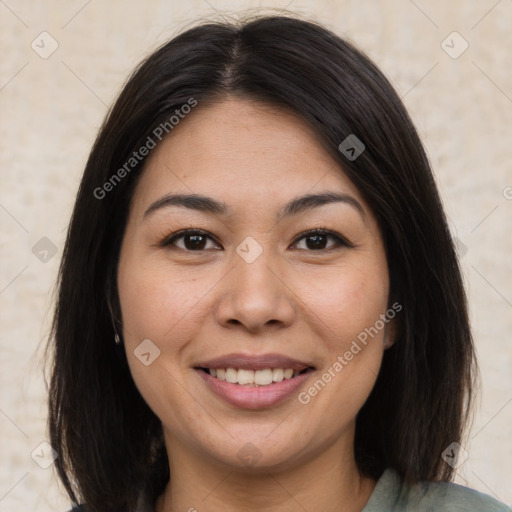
top-left (291, 228), bottom-right (352, 251)
top-left (160, 228), bottom-right (352, 252)
top-left (160, 229), bottom-right (221, 251)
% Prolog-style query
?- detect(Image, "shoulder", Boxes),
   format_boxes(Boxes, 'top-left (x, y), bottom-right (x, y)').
top-left (365, 468), bottom-right (510, 511)
top-left (407, 478), bottom-right (510, 511)
top-left (64, 494), bottom-right (154, 512)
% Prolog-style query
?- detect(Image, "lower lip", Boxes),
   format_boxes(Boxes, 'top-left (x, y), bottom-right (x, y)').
top-left (195, 369), bottom-right (314, 409)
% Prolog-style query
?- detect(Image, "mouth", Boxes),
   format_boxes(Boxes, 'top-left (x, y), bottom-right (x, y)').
top-left (193, 353), bottom-right (316, 409)
top-left (196, 366), bottom-right (314, 386)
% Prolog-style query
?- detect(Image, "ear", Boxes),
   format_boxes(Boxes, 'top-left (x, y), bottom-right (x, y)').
top-left (383, 314), bottom-right (400, 349)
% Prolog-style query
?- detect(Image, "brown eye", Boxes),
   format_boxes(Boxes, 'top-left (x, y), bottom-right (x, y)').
top-left (160, 228), bottom-right (351, 253)
top-left (292, 229), bottom-right (352, 251)
top-left (161, 229), bottom-right (221, 251)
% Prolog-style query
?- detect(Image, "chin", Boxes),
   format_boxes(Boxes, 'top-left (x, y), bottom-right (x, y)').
top-left (200, 431), bottom-right (315, 473)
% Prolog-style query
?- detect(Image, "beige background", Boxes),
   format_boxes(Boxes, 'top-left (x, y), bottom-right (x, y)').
top-left (1, 1), bottom-right (511, 510)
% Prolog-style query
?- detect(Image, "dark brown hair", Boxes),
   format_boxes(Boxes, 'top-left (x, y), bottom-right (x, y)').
top-left (46, 13), bottom-right (476, 512)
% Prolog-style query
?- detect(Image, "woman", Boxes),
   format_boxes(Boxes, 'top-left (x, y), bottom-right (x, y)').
top-left (47, 13), bottom-right (509, 512)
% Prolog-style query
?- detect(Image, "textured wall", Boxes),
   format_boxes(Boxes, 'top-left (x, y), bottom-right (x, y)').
top-left (0, 1), bottom-right (511, 510)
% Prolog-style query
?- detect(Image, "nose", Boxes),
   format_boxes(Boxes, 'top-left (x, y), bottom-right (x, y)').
top-left (214, 243), bottom-right (296, 333)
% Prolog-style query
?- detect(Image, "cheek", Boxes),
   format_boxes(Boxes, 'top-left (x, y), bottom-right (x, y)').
top-left (117, 248), bottom-right (211, 422)
top-left (117, 248), bottom-right (213, 346)
top-left (293, 255), bottom-right (389, 399)
top-left (297, 260), bottom-right (389, 346)
top-left (295, 258), bottom-right (389, 418)
top-left (338, 273), bottom-right (389, 338)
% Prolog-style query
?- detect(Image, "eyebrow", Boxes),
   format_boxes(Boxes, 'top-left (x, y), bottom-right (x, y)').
top-left (143, 191), bottom-right (366, 222)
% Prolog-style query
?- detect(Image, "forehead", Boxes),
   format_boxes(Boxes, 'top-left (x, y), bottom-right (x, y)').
top-left (132, 97), bottom-right (365, 214)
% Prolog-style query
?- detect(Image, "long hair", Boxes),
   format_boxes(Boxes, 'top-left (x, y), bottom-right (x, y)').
top-left (46, 13), bottom-right (476, 512)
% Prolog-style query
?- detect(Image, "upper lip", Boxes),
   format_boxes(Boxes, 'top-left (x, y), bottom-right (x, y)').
top-left (194, 353), bottom-right (314, 371)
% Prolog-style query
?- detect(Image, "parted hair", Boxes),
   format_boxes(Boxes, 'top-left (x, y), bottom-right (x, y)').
top-left (46, 13), bottom-right (476, 512)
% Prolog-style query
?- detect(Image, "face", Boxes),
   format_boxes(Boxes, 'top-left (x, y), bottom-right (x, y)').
top-left (117, 97), bottom-right (393, 472)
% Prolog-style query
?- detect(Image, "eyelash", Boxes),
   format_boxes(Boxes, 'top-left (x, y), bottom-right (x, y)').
top-left (159, 228), bottom-right (353, 253)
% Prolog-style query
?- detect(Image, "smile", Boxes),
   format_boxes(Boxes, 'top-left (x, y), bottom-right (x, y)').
top-left (195, 367), bottom-right (315, 409)
top-left (199, 367), bottom-right (312, 386)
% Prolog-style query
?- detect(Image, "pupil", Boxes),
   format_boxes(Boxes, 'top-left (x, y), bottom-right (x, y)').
top-left (307, 234), bottom-right (326, 250)
top-left (186, 234), bottom-right (206, 250)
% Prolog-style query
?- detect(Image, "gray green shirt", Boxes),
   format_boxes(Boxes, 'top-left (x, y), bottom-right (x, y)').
top-left (70, 467), bottom-right (511, 511)
top-left (362, 468), bottom-right (510, 511)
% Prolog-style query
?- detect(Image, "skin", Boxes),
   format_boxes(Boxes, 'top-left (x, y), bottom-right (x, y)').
top-left (117, 97), bottom-right (395, 512)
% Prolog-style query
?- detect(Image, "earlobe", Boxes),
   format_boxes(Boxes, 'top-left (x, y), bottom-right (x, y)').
top-left (383, 317), bottom-right (398, 349)
top-left (384, 337), bottom-right (395, 349)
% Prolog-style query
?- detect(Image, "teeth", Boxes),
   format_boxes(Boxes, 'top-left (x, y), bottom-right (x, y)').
top-left (254, 368), bottom-right (273, 385)
top-left (237, 369), bottom-right (254, 385)
top-left (225, 368), bottom-right (238, 383)
top-left (207, 367), bottom-right (304, 386)
top-left (272, 368), bottom-right (284, 382)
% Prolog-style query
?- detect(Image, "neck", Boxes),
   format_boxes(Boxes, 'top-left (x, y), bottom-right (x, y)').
top-left (156, 426), bottom-right (376, 512)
